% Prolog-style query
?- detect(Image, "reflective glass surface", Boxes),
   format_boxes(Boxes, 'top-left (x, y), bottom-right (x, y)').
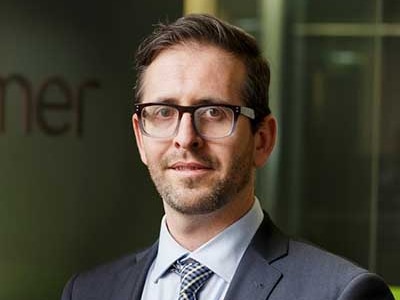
top-left (298, 0), bottom-right (377, 23)
top-left (377, 37), bottom-right (400, 283)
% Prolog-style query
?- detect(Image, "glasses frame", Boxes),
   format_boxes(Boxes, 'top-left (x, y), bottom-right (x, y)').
top-left (134, 102), bottom-right (257, 139)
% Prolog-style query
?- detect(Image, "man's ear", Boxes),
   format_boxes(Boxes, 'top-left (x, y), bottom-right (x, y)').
top-left (253, 115), bottom-right (277, 168)
top-left (132, 114), bottom-right (148, 165)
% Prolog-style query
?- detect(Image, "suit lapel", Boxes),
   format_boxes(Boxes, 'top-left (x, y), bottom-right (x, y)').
top-left (224, 214), bottom-right (289, 300)
top-left (110, 242), bottom-right (158, 300)
top-left (106, 214), bottom-right (288, 300)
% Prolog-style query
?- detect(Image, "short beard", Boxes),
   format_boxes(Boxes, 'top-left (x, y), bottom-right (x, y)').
top-left (147, 149), bottom-right (253, 215)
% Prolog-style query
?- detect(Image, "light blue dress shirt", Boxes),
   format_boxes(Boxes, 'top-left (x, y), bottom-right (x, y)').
top-left (140, 198), bottom-right (264, 300)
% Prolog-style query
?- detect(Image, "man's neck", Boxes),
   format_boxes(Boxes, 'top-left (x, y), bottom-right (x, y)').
top-left (164, 192), bottom-right (255, 251)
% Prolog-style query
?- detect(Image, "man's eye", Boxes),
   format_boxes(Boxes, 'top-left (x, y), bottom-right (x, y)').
top-left (155, 107), bottom-right (174, 118)
top-left (205, 107), bottom-right (224, 118)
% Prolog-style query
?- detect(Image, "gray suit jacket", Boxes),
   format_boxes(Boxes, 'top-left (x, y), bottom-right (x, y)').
top-left (61, 215), bottom-right (394, 300)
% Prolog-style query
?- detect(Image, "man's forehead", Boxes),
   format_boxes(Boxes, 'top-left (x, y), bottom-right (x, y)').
top-left (141, 45), bottom-right (246, 106)
top-left (144, 43), bottom-right (245, 83)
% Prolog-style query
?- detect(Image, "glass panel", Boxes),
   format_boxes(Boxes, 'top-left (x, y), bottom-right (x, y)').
top-left (383, 0), bottom-right (400, 23)
top-left (217, 0), bottom-right (261, 41)
top-left (377, 37), bottom-right (400, 285)
top-left (300, 0), bottom-right (377, 23)
top-left (290, 37), bottom-right (375, 267)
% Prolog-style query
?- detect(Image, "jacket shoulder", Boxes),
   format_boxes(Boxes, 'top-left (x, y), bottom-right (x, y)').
top-left (284, 238), bottom-right (366, 275)
top-left (61, 245), bottom-right (157, 300)
top-left (271, 239), bottom-right (394, 299)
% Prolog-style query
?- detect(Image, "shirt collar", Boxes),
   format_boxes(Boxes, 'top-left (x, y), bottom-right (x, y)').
top-left (150, 216), bottom-right (189, 283)
top-left (151, 197), bottom-right (264, 283)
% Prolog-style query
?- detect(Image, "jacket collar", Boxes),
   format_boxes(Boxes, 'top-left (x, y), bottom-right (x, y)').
top-left (112, 213), bottom-right (288, 300)
top-left (109, 242), bottom-right (158, 300)
top-left (223, 213), bottom-right (289, 300)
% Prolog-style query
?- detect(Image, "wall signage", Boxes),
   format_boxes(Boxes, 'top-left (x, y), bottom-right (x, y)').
top-left (0, 74), bottom-right (100, 136)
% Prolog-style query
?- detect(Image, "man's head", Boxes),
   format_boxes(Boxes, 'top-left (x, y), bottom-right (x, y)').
top-left (132, 14), bottom-right (276, 220)
top-left (134, 14), bottom-right (271, 131)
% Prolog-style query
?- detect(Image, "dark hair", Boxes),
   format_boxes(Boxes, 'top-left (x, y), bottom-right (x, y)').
top-left (134, 14), bottom-right (271, 130)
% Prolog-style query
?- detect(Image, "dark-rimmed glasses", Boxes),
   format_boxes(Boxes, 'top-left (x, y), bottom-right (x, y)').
top-left (134, 103), bottom-right (256, 139)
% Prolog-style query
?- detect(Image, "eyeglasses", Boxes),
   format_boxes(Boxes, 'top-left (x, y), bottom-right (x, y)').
top-left (134, 103), bottom-right (256, 139)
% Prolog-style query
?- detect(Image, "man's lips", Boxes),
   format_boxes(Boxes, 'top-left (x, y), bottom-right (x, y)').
top-left (169, 161), bottom-right (213, 171)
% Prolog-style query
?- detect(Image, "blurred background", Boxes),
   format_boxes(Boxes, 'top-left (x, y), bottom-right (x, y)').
top-left (1, 0), bottom-right (399, 299)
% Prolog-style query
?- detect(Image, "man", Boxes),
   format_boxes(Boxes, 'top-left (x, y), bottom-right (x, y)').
top-left (61, 14), bottom-right (394, 300)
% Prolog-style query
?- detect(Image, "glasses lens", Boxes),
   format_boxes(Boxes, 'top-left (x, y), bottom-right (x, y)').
top-left (194, 106), bottom-right (235, 138)
top-left (141, 105), bottom-right (179, 138)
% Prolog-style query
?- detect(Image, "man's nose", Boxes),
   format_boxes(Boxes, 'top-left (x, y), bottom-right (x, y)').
top-left (173, 113), bottom-right (203, 149)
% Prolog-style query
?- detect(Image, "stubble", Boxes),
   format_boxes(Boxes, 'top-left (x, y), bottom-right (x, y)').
top-left (147, 148), bottom-right (253, 215)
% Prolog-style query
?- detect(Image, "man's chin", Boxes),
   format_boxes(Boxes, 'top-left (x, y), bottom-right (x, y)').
top-left (170, 187), bottom-right (212, 200)
top-left (162, 189), bottom-right (228, 215)
top-left (171, 177), bottom-right (214, 190)
top-left (166, 201), bottom-right (220, 215)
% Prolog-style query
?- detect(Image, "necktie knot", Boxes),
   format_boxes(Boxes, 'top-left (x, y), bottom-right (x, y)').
top-left (171, 258), bottom-right (214, 300)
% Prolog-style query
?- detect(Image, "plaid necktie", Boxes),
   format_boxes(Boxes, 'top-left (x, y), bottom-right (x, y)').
top-left (171, 258), bottom-right (214, 300)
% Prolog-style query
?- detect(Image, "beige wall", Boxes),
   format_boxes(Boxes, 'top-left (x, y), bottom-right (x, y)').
top-left (184, 0), bottom-right (217, 14)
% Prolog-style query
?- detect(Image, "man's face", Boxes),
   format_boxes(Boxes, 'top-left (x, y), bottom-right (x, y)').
top-left (133, 43), bottom-right (270, 216)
